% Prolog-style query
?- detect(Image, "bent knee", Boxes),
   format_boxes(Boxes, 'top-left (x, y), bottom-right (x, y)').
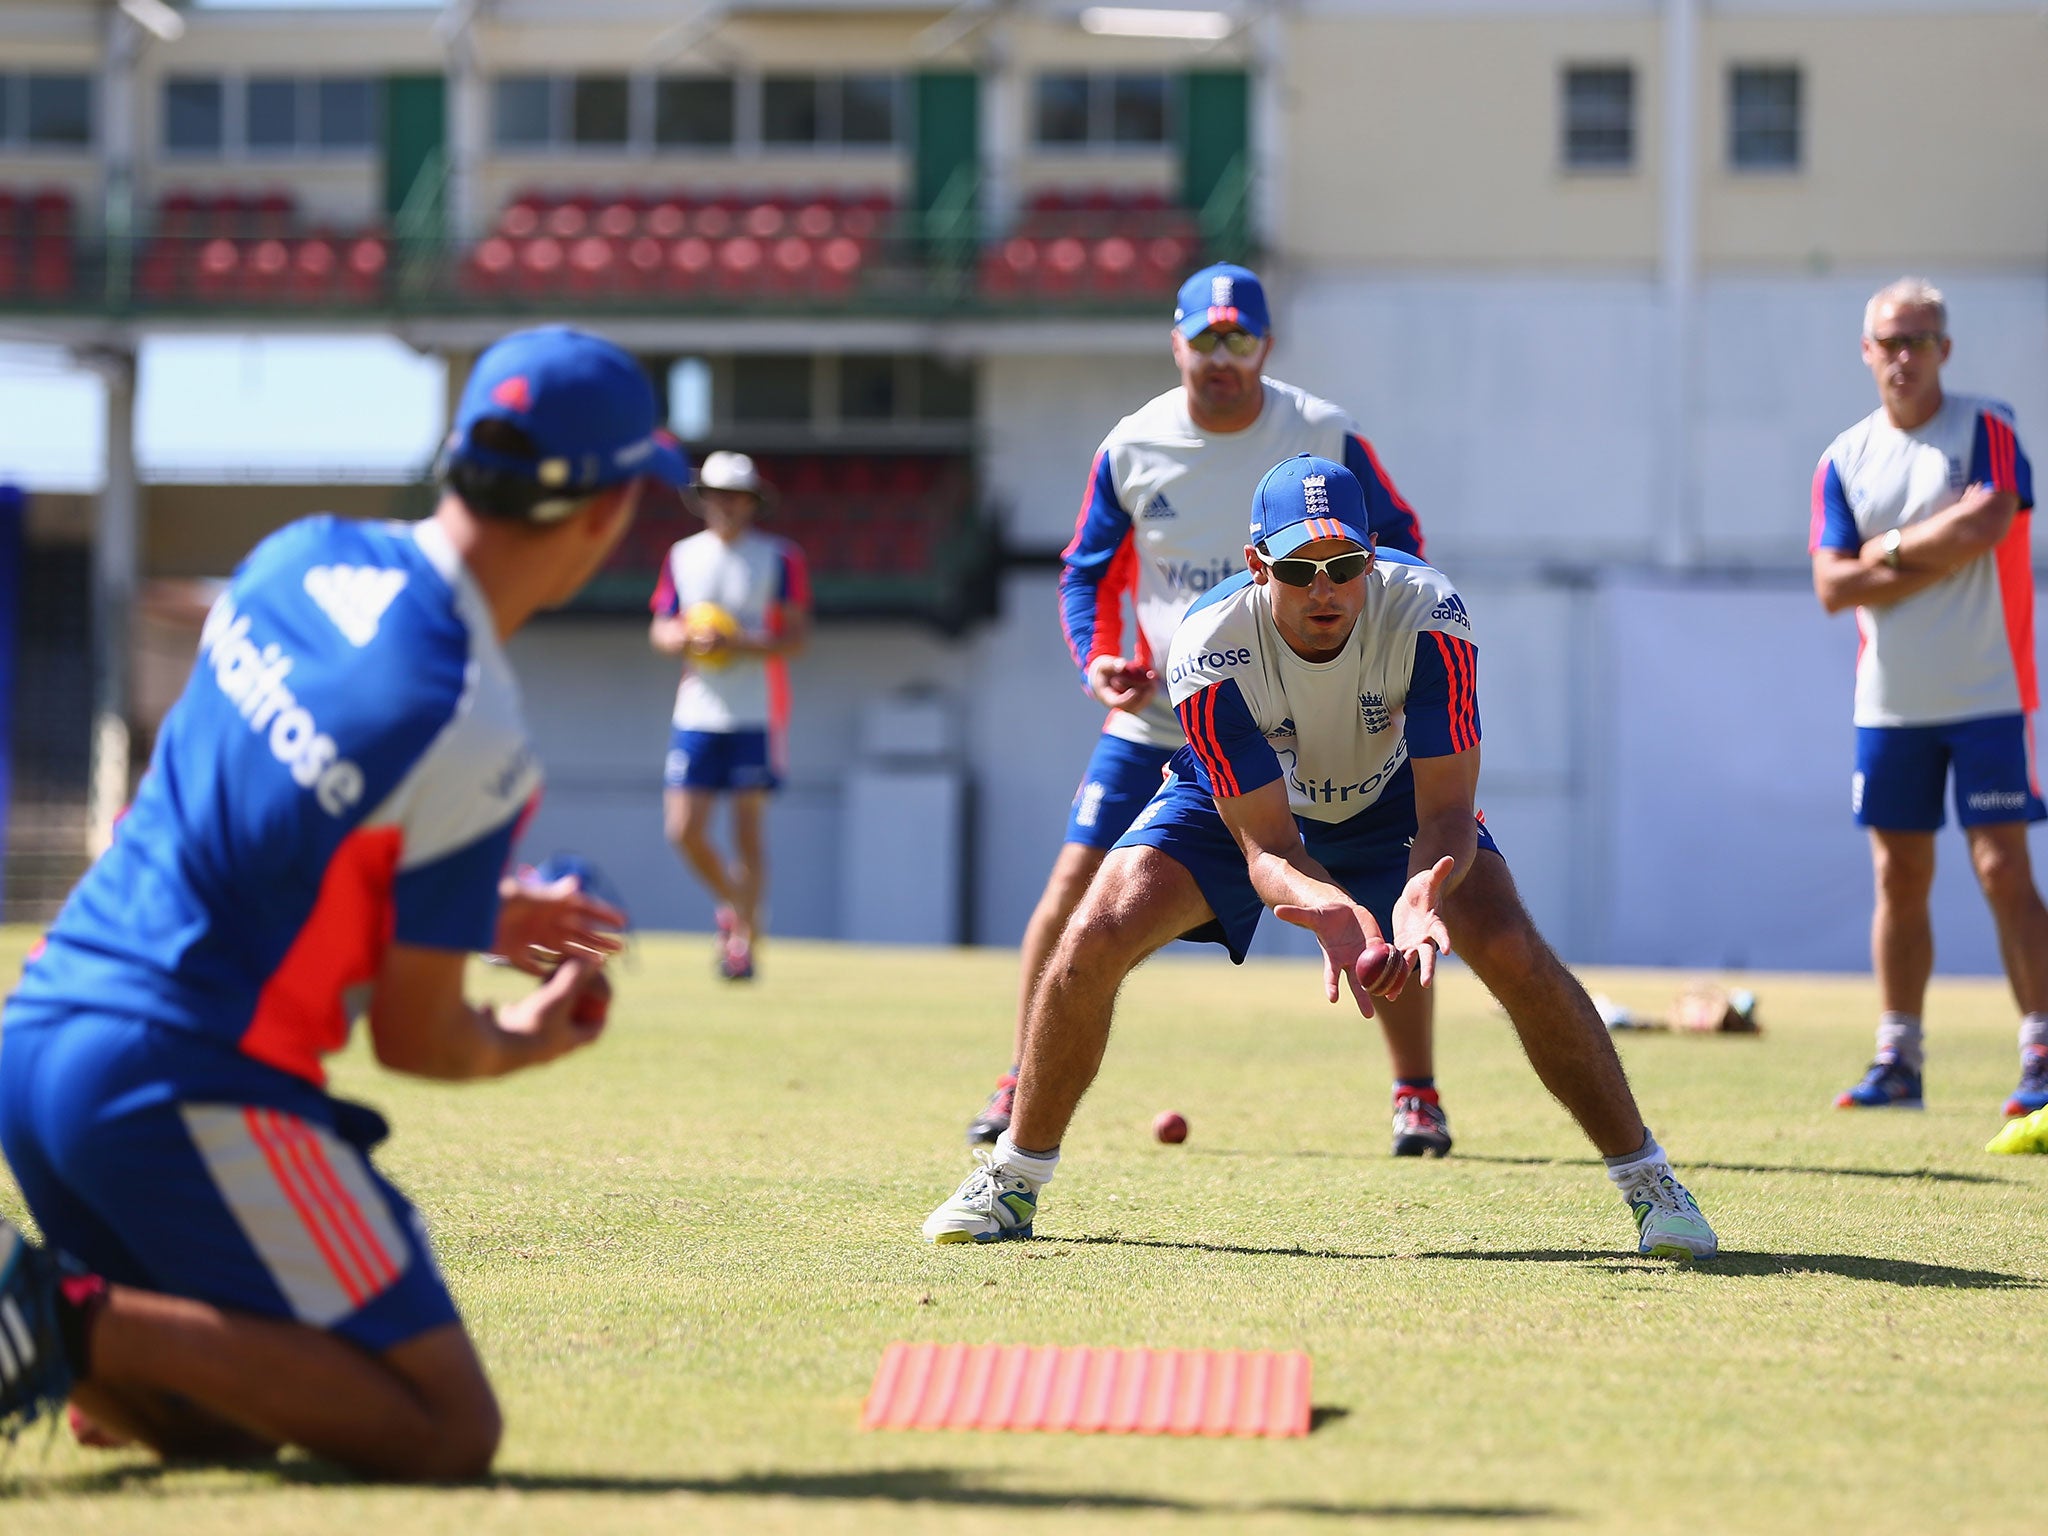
top-left (408, 1398), bottom-right (502, 1483)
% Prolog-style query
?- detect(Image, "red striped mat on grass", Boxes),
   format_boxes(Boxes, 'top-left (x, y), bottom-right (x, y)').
top-left (861, 1343), bottom-right (1312, 1437)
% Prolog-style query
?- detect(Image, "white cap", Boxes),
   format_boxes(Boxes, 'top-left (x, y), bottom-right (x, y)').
top-left (694, 450), bottom-right (767, 497)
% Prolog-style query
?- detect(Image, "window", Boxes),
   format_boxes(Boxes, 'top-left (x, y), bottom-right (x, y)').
top-left (1034, 74), bottom-right (1089, 145)
top-left (1033, 71), bottom-right (1169, 148)
top-left (316, 78), bottom-right (376, 150)
top-left (732, 357), bottom-right (813, 424)
top-left (840, 74), bottom-right (897, 146)
top-left (23, 74), bottom-right (92, 147)
top-left (1730, 65), bottom-right (1800, 170)
top-left (493, 75), bottom-right (554, 148)
top-left (165, 77), bottom-right (225, 154)
top-left (655, 76), bottom-right (733, 147)
top-left (762, 74), bottom-right (898, 150)
top-left (762, 75), bottom-right (821, 146)
top-left (913, 357), bottom-right (975, 423)
top-left (1562, 65), bottom-right (1633, 170)
top-left (1108, 73), bottom-right (1167, 146)
top-left (841, 356), bottom-right (898, 423)
top-left (570, 75), bottom-right (629, 147)
top-left (246, 77), bottom-right (298, 150)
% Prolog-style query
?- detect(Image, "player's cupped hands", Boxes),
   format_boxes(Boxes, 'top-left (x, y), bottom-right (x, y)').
top-left (1086, 654), bottom-right (1159, 713)
top-left (1274, 899), bottom-right (1410, 1018)
top-left (1390, 856), bottom-right (1456, 987)
top-left (494, 874), bottom-right (628, 977)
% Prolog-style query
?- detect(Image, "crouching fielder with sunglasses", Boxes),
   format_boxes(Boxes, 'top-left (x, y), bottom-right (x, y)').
top-left (958, 262), bottom-right (1453, 1164)
top-left (925, 454), bottom-right (1720, 1260)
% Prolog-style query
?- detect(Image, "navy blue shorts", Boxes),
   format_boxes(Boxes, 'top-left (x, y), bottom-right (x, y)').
top-left (1112, 763), bottom-right (1502, 963)
top-left (0, 1011), bottom-right (458, 1354)
top-left (1064, 734), bottom-right (1177, 850)
top-left (1854, 714), bottom-right (2047, 831)
top-left (664, 727), bottom-right (779, 793)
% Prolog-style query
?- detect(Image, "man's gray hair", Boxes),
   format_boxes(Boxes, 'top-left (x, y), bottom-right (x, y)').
top-left (1864, 277), bottom-right (1947, 338)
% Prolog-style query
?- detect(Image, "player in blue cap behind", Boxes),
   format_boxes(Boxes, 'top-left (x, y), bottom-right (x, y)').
top-left (0, 326), bottom-right (678, 1475)
top-left (925, 454), bottom-right (1718, 1261)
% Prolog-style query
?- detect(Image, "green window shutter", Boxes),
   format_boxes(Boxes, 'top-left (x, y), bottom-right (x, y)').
top-left (912, 72), bottom-right (978, 230)
top-left (382, 74), bottom-right (446, 235)
top-left (1179, 69), bottom-right (1248, 213)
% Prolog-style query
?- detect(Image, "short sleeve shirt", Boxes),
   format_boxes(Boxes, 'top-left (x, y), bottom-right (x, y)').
top-left (1811, 393), bottom-right (2036, 726)
top-left (651, 528), bottom-right (810, 732)
top-left (1163, 552), bottom-right (1480, 824)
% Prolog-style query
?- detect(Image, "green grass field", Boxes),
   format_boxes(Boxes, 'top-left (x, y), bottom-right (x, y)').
top-left (2, 925), bottom-right (2044, 1535)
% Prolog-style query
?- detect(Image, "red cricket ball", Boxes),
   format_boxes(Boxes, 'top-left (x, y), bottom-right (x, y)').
top-left (571, 968), bottom-right (612, 1029)
top-left (1153, 1110), bottom-right (1188, 1144)
top-left (1354, 940), bottom-right (1399, 991)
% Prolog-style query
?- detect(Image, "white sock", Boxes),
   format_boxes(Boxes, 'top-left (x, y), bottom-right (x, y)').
top-left (993, 1131), bottom-right (1059, 1186)
top-left (2020, 1015), bottom-right (2048, 1055)
top-left (1603, 1131), bottom-right (1665, 1186)
top-left (1877, 1013), bottom-right (1924, 1072)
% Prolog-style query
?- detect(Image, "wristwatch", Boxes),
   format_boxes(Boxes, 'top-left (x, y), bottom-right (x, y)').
top-left (1881, 528), bottom-right (1903, 569)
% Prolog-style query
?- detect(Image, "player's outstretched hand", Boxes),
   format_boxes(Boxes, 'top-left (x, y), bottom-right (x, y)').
top-left (494, 874), bottom-right (627, 976)
top-left (1274, 900), bottom-right (1409, 1018)
top-left (1086, 654), bottom-right (1159, 714)
top-left (1390, 856), bottom-right (1456, 988)
top-left (497, 954), bottom-right (611, 1068)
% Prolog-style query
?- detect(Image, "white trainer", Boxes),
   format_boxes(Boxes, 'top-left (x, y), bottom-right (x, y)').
top-left (1613, 1162), bottom-right (1718, 1259)
top-left (922, 1152), bottom-right (1041, 1244)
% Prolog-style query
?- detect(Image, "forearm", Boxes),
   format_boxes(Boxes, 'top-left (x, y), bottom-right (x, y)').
top-left (1244, 844), bottom-right (1352, 918)
top-left (1896, 491), bottom-right (2016, 572)
top-left (373, 999), bottom-right (545, 1082)
top-left (1814, 556), bottom-right (1953, 614)
top-left (1408, 809), bottom-right (1479, 895)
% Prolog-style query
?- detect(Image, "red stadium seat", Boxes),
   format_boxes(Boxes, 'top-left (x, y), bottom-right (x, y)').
top-left (543, 202), bottom-right (588, 239)
top-left (715, 234), bottom-right (764, 291)
top-left (743, 204), bottom-right (786, 239)
top-left (341, 235), bottom-right (387, 299)
top-left (623, 235), bottom-right (664, 290)
top-left (644, 201), bottom-right (687, 239)
top-left (292, 236), bottom-right (340, 299)
top-left (664, 236), bottom-right (714, 290)
top-left (192, 236), bottom-right (240, 298)
top-left (566, 235), bottom-right (616, 294)
top-left (595, 201), bottom-right (638, 239)
top-left (693, 204), bottom-right (734, 239)
top-left (816, 235), bottom-right (862, 293)
top-left (245, 237), bottom-right (292, 298)
top-left (500, 202), bottom-right (542, 239)
top-left (794, 200), bottom-right (835, 239)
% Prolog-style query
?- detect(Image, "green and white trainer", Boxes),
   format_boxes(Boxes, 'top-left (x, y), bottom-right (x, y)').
top-left (1614, 1162), bottom-right (1718, 1259)
top-left (922, 1152), bottom-right (1041, 1244)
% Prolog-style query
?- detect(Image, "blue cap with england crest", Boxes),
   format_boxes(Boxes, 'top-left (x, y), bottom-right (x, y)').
top-left (1249, 453), bottom-right (1372, 557)
top-left (1173, 262), bottom-right (1271, 340)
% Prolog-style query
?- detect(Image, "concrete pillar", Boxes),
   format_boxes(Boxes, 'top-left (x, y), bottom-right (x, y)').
top-left (979, 17), bottom-right (1017, 239)
top-left (88, 348), bottom-right (139, 856)
top-left (1657, 0), bottom-right (1701, 569)
top-left (445, 10), bottom-right (484, 239)
top-left (1250, 7), bottom-right (1286, 254)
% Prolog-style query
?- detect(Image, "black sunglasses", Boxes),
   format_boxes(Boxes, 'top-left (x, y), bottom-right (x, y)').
top-left (1187, 328), bottom-right (1261, 358)
top-left (1260, 548), bottom-right (1370, 587)
top-left (1868, 331), bottom-right (1944, 357)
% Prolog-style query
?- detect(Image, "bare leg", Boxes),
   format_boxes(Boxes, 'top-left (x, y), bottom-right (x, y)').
top-left (1375, 982), bottom-right (1434, 1082)
top-left (1008, 847), bottom-right (1215, 1153)
top-left (1443, 851), bottom-right (1645, 1157)
top-left (79, 1291), bottom-right (499, 1481)
top-left (1966, 821), bottom-right (2048, 1015)
top-left (1011, 843), bottom-right (1109, 1064)
top-left (664, 787), bottom-right (739, 917)
top-left (728, 790), bottom-right (769, 946)
top-left (1870, 829), bottom-right (1936, 1015)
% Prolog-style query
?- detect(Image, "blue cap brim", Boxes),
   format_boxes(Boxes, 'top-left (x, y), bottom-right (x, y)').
top-left (1174, 311), bottom-right (1269, 341)
top-left (1259, 518), bottom-right (1371, 558)
top-left (643, 436), bottom-right (693, 490)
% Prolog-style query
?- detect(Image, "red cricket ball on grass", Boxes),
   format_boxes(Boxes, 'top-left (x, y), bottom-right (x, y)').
top-left (1153, 1111), bottom-right (1188, 1144)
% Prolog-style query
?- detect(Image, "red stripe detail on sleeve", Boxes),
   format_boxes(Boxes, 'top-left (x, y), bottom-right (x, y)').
top-left (1989, 416), bottom-right (2019, 494)
top-left (1808, 458), bottom-right (1830, 553)
top-left (1178, 686), bottom-right (1239, 798)
top-left (1090, 531), bottom-right (1137, 663)
top-left (1430, 632), bottom-right (1477, 753)
top-left (1351, 434), bottom-right (1425, 559)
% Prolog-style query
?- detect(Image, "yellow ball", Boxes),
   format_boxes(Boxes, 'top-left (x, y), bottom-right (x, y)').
top-left (683, 601), bottom-right (740, 671)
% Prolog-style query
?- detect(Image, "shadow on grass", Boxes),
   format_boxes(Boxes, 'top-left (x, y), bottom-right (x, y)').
top-left (1192, 1147), bottom-right (2012, 1186)
top-left (22, 1460), bottom-right (1562, 1520)
top-left (1048, 1235), bottom-right (2041, 1289)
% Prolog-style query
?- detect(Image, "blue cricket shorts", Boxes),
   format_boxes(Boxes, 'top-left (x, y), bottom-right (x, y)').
top-left (664, 726), bottom-right (780, 793)
top-left (1063, 733), bottom-right (1177, 850)
top-left (1854, 713), bottom-right (2047, 831)
top-left (1112, 758), bottom-right (1502, 964)
top-left (0, 1010), bottom-right (459, 1354)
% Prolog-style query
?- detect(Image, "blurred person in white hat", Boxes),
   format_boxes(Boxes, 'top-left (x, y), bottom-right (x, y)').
top-left (649, 451), bottom-right (811, 980)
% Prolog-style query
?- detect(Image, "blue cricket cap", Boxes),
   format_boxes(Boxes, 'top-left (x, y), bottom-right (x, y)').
top-left (1249, 454), bottom-right (1372, 557)
top-left (445, 326), bottom-right (691, 519)
top-left (1173, 262), bottom-right (1271, 341)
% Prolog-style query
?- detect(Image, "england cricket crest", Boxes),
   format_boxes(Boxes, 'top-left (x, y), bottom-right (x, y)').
top-left (1359, 691), bottom-right (1390, 733)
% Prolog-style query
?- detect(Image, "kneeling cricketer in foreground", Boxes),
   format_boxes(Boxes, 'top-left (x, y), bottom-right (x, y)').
top-left (924, 453), bottom-right (1718, 1260)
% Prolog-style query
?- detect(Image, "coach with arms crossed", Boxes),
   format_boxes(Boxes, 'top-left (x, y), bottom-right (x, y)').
top-left (1811, 278), bottom-right (2046, 1118)
top-left (925, 454), bottom-right (1718, 1260)
top-left (0, 328), bottom-right (671, 1476)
